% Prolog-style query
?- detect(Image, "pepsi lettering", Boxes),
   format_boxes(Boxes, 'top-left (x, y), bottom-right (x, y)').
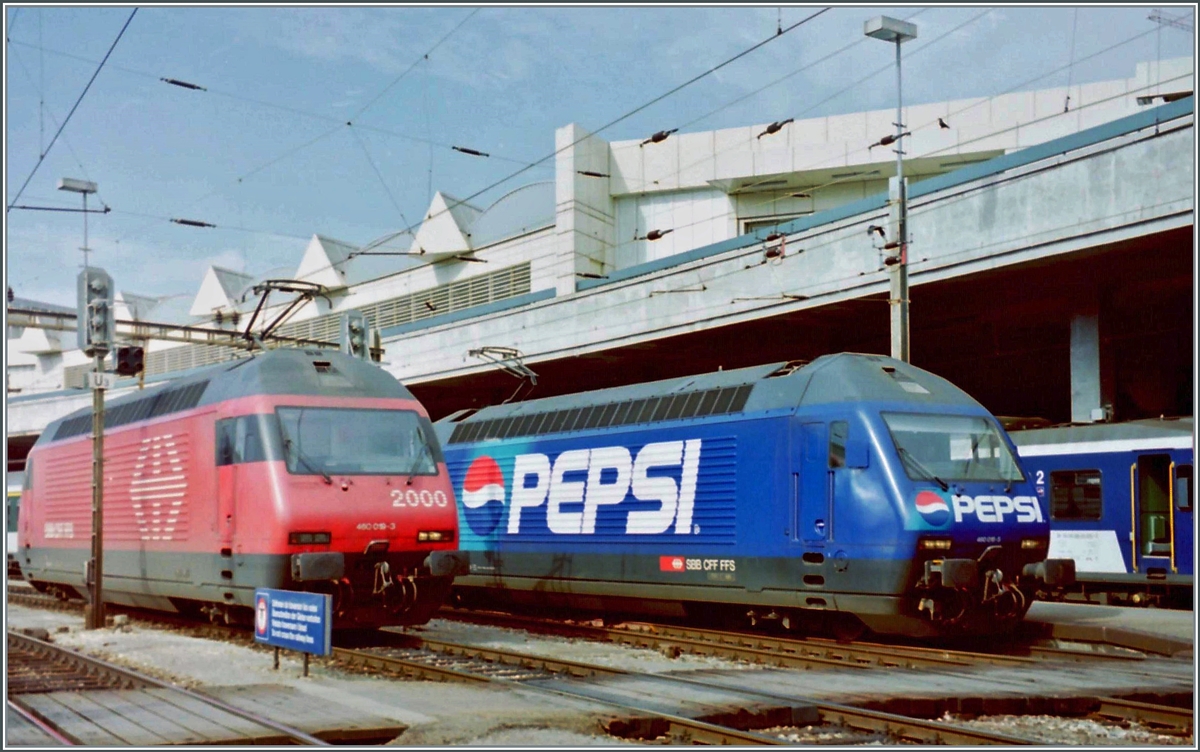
top-left (953, 494), bottom-right (1043, 524)
top-left (462, 440), bottom-right (702, 536)
top-left (916, 490), bottom-right (1044, 526)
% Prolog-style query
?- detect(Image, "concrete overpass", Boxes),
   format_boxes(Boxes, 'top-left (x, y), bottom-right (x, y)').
top-left (397, 97), bottom-right (1194, 423)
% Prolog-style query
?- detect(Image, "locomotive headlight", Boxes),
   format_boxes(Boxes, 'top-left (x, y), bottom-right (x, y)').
top-left (288, 531), bottom-right (331, 545)
top-left (1021, 538), bottom-right (1048, 550)
top-left (417, 530), bottom-right (455, 543)
top-left (919, 537), bottom-right (952, 551)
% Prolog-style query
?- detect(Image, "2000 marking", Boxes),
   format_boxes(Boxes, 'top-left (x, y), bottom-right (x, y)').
top-left (391, 489), bottom-right (450, 508)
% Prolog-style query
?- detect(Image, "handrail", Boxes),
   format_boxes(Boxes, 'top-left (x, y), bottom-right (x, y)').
top-left (1129, 463), bottom-right (1137, 572)
top-left (1168, 461), bottom-right (1177, 573)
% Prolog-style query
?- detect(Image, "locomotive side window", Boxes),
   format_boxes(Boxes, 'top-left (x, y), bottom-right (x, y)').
top-left (1049, 470), bottom-right (1103, 520)
top-left (276, 407), bottom-right (439, 476)
top-left (216, 415), bottom-right (280, 466)
top-left (829, 421), bottom-right (848, 469)
top-left (216, 419), bottom-right (237, 465)
top-left (1177, 465), bottom-right (1192, 511)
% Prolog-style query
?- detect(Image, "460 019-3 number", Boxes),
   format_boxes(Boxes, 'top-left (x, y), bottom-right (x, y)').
top-left (356, 522), bottom-right (395, 531)
top-left (391, 489), bottom-right (450, 508)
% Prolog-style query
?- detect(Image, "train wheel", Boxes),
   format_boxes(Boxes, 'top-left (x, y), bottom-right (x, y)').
top-left (831, 614), bottom-right (867, 643)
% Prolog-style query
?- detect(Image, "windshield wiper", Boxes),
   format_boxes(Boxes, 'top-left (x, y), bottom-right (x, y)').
top-left (405, 436), bottom-right (434, 486)
top-left (280, 420), bottom-right (332, 485)
top-left (897, 447), bottom-right (949, 491)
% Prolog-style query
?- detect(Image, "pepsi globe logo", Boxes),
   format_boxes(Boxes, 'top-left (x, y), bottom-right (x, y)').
top-left (461, 455), bottom-right (506, 536)
top-left (914, 490), bottom-right (952, 527)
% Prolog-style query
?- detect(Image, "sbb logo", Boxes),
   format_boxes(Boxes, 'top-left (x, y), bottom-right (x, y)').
top-left (459, 439), bottom-right (702, 537)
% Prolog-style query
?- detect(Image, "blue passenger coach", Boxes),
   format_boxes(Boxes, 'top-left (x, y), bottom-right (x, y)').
top-left (435, 354), bottom-right (1074, 638)
top-left (1011, 419), bottom-right (1193, 608)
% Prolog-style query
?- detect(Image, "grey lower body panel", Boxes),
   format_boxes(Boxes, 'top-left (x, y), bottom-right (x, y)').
top-left (452, 550), bottom-right (1007, 638)
top-left (21, 545), bottom-right (455, 628)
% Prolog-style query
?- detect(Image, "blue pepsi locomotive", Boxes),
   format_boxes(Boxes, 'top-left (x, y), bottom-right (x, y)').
top-left (433, 354), bottom-right (1074, 638)
top-left (1011, 418), bottom-right (1193, 609)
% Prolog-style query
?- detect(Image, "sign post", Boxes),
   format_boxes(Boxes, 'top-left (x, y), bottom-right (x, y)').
top-left (253, 588), bottom-right (332, 676)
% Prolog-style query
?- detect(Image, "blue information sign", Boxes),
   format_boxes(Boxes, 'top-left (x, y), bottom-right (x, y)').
top-left (253, 588), bottom-right (332, 656)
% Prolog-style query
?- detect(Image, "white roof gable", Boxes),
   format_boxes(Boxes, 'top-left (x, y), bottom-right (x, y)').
top-left (409, 192), bottom-right (480, 257)
top-left (115, 291), bottom-right (160, 321)
top-left (294, 234), bottom-right (356, 289)
top-left (189, 265), bottom-right (253, 316)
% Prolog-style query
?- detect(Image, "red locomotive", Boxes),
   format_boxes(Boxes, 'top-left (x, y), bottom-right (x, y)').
top-left (17, 348), bottom-right (465, 628)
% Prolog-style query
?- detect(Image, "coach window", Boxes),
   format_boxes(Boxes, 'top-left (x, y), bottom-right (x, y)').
top-left (1049, 470), bottom-right (1102, 520)
top-left (1176, 465), bottom-right (1192, 512)
top-left (829, 421), bottom-right (848, 468)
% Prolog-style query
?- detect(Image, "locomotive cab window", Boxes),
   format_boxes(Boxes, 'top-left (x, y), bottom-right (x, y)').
top-left (882, 413), bottom-right (1024, 483)
top-left (1049, 470), bottom-right (1103, 520)
top-left (829, 421), bottom-right (848, 468)
top-left (1177, 465), bottom-right (1192, 512)
top-left (276, 407), bottom-right (439, 477)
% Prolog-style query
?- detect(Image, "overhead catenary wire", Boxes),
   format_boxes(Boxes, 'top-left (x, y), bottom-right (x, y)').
top-left (336, 7), bottom-right (833, 272)
top-left (7, 7), bottom-right (138, 212)
top-left (617, 10), bottom-right (1169, 212)
top-left (7, 43), bottom-right (103, 201)
top-left (1064, 8), bottom-right (1080, 111)
top-left (676, 8), bottom-right (930, 133)
top-left (631, 8), bottom-right (991, 197)
top-left (350, 126), bottom-right (417, 231)
top-left (350, 7), bottom-right (480, 122)
top-left (6, 39), bottom-right (548, 170)
top-left (599, 67), bottom-right (1192, 264)
top-left (109, 8), bottom-right (484, 248)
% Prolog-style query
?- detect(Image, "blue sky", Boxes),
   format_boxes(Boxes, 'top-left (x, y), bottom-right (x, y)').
top-left (4, 5), bottom-right (1194, 309)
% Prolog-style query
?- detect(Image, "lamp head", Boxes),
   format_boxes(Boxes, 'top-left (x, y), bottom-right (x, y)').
top-left (864, 16), bottom-right (917, 43)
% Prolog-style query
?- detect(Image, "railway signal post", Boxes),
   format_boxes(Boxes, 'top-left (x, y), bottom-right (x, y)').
top-left (77, 267), bottom-right (115, 629)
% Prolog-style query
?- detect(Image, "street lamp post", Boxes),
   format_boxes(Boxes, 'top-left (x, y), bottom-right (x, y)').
top-left (61, 177), bottom-right (110, 630)
top-left (865, 16), bottom-right (917, 363)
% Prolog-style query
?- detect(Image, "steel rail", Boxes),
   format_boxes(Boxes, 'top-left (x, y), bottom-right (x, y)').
top-left (813, 702), bottom-right (1036, 745)
top-left (331, 642), bottom-right (786, 744)
top-left (439, 607), bottom-right (1153, 669)
top-left (436, 608), bottom-right (1025, 669)
top-left (7, 590), bottom-right (85, 613)
top-left (361, 631), bottom-right (1036, 745)
top-left (7, 631), bottom-right (329, 745)
top-left (1092, 696), bottom-right (1194, 734)
top-left (7, 699), bottom-right (78, 745)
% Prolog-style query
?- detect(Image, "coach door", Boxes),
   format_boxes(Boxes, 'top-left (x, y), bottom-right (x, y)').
top-left (1132, 454), bottom-right (1173, 574)
top-left (795, 422), bottom-right (831, 544)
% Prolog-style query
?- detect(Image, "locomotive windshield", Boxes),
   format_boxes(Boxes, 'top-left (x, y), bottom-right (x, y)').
top-left (276, 407), bottom-right (439, 476)
top-left (882, 413), bottom-right (1025, 483)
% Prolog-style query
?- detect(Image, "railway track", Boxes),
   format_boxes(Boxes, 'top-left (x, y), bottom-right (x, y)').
top-left (6, 630), bottom-right (327, 745)
top-left (9, 586), bottom-right (1191, 744)
top-left (338, 630), bottom-right (1042, 744)
top-left (436, 607), bottom-right (1154, 671)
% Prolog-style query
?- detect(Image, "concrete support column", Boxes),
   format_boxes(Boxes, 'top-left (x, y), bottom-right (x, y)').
top-left (554, 124), bottom-right (615, 297)
top-left (1069, 307), bottom-right (1114, 423)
